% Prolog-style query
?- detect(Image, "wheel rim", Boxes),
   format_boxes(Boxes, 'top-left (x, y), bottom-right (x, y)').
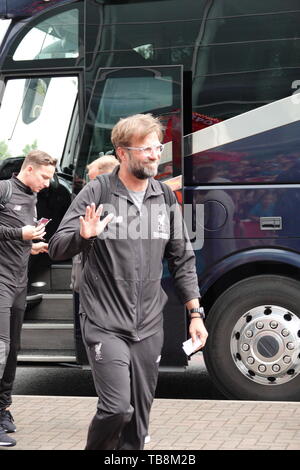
top-left (230, 305), bottom-right (300, 385)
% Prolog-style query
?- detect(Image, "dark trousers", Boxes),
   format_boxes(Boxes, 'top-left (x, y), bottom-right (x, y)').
top-left (81, 314), bottom-right (163, 450)
top-left (0, 284), bottom-right (26, 410)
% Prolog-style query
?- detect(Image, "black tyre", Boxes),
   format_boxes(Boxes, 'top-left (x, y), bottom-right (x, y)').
top-left (203, 275), bottom-right (300, 400)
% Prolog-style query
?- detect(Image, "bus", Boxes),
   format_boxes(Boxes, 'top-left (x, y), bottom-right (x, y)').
top-left (1, 0), bottom-right (300, 401)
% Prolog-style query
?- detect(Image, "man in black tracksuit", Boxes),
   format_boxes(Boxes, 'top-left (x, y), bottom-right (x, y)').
top-left (0, 150), bottom-right (56, 447)
top-left (48, 114), bottom-right (208, 450)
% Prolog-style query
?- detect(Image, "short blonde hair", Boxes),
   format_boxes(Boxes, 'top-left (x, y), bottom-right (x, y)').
top-left (111, 114), bottom-right (164, 150)
top-left (22, 150), bottom-right (57, 169)
top-left (87, 155), bottom-right (119, 174)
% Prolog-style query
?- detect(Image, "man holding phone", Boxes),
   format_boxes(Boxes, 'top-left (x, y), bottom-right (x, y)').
top-left (0, 150), bottom-right (56, 447)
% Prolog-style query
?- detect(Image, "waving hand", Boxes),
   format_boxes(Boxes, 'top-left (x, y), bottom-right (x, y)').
top-left (79, 203), bottom-right (113, 239)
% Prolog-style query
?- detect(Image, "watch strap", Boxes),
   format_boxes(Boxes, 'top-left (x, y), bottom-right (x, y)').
top-left (188, 307), bottom-right (205, 319)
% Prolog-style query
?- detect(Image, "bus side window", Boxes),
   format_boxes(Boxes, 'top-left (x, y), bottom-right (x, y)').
top-left (13, 9), bottom-right (79, 61)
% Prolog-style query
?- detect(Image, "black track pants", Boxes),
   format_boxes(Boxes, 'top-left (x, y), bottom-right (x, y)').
top-left (0, 285), bottom-right (26, 410)
top-left (81, 315), bottom-right (163, 450)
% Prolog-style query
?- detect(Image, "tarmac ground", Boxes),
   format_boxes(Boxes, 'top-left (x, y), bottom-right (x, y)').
top-left (2, 394), bottom-right (300, 451)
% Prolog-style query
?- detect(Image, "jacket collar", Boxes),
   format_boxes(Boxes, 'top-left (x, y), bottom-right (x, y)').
top-left (12, 174), bottom-right (34, 195)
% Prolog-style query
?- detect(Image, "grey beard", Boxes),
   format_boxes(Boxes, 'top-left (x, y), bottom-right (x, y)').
top-left (130, 163), bottom-right (158, 180)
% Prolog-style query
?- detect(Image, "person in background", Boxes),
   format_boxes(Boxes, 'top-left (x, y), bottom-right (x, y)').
top-left (0, 150), bottom-right (56, 447)
top-left (86, 155), bottom-right (119, 181)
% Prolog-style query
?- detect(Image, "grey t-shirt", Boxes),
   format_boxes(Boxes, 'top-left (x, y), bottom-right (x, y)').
top-left (128, 189), bottom-right (146, 212)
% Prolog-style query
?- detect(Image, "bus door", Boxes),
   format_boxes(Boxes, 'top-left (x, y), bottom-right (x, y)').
top-left (0, 73), bottom-right (78, 234)
top-left (77, 65), bottom-right (188, 367)
top-left (0, 73), bottom-right (79, 362)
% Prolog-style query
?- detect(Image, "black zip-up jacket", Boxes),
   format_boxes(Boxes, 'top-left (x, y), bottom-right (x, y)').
top-left (48, 167), bottom-right (200, 341)
top-left (0, 176), bottom-right (36, 287)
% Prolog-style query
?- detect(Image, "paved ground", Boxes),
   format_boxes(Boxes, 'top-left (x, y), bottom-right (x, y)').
top-left (2, 395), bottom-right (300, 450)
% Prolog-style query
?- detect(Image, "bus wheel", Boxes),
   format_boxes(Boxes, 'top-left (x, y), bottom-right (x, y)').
top-left (203, 275), bottom-right (300, 400)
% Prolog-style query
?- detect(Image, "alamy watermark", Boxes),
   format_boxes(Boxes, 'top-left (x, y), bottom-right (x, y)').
top-left (97, 199), bottom-right (204, 250)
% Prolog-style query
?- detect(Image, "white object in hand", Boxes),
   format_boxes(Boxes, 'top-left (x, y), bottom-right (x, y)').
top-left (182, 336), bottom-right (202, 356)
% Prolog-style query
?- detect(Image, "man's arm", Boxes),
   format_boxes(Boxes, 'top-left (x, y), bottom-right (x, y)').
top-left (0, 183), bottom-right (19, 240)
top-left (185, 299), bottom-right (208, 349)
top-left (0, 225), bottom-right (23, 241)
top-left (164, 202), bottom-right (200, 303)
top-left (0, 182), bottom-right (46, 241)
top-left (0, 224), bottom-right (46, 241)
top-left (48, 182), bottom-right (97, 261)
top-left (164, 202), bottom-right (208, 348)
top-left (48, 180), bottom-right (112, 261)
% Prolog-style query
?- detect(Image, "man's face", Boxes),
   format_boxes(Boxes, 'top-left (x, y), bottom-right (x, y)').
top-left (25, 164), bottom-right (56, 193)
top-left (123, 131), bottom-right (162, 180)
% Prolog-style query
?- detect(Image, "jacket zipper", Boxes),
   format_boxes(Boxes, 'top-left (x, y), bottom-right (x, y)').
top-left (135, 208), bottom-right (144, 341)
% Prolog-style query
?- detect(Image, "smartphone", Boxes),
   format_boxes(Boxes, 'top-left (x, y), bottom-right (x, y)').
top-left (37, 218), bottom-right (52, 226)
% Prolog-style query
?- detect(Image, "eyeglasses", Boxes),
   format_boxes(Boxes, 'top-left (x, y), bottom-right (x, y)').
top-left (123, 144), bottom-right (164, 156)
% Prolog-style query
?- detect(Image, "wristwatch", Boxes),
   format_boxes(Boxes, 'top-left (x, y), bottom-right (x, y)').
top-left (188, 307), bottom-right (205, 320)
